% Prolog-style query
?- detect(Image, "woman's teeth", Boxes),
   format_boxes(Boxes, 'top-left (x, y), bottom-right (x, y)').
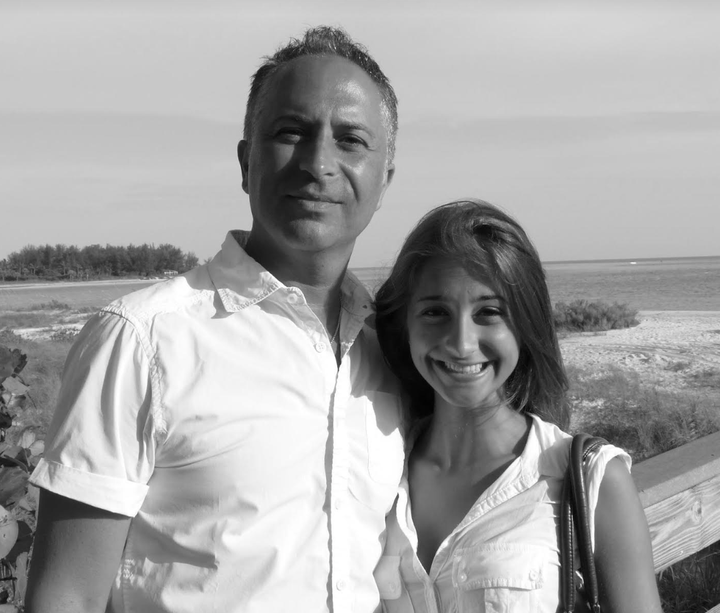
top-left (441, 361), bottom-right (489, 374)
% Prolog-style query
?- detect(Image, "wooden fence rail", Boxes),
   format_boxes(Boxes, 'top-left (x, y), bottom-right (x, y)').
top-left (633, 429), bottom-right (720, 613)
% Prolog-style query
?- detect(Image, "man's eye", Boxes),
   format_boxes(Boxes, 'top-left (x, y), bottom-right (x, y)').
top-left (275, 128), bottom-right (303, 143)
top-left (338, 134), bottom-right (366, 149)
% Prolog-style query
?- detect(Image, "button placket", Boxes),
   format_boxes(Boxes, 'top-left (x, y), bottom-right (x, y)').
top-left (329, 358), bottom-right (351, 611)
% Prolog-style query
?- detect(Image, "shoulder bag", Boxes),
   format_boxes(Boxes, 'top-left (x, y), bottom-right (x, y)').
top-left (559, 432), bottom-right (607, 613)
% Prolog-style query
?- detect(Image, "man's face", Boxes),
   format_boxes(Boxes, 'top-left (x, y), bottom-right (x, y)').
top-left (239, 55), bottom-right (395, 258)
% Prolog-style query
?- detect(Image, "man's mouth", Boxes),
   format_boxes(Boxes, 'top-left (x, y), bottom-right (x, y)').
top-left (287, 191), bottom-right (340, 204)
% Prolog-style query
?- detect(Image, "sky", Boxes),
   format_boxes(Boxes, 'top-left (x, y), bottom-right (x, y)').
top-left (2, 0), bottom-right (719, 268)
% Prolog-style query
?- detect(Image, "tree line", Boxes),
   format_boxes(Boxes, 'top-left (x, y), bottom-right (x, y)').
top-left (0, 243), bottom-right (199, 282)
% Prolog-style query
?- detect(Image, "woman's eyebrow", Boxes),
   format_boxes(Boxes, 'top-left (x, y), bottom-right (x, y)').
top-left (414, 294), bottom-right (505, 302)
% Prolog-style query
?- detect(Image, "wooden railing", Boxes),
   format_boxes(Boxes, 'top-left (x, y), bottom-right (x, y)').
top-left (633, 430), bottom-right (720, 613)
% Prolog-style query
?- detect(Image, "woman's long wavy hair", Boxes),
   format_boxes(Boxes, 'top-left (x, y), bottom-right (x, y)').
top-left (375, 199), bottom-right (569, 430)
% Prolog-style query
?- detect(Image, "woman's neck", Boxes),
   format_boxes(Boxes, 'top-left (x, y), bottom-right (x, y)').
top-left (415, 403), bottom-right (530, 473)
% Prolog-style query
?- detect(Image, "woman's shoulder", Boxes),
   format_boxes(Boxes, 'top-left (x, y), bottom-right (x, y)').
top-left (529, 415), bottom-right (631, 478)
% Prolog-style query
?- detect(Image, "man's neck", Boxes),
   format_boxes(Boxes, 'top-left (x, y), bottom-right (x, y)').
top-left (243, 232), bottom-right (352, 337)
top-left (244, 232), bottom-right (353, 291)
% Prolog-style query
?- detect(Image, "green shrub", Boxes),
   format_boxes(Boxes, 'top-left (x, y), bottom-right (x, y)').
top-left (21, 299), bottom-right (72, 311)
top-left (49, 327), bottom-right (81, 342)
top-left (554, 299), bottom-right (639, 333)
top-left (0, 311), bottom-right (52, 330)
top-left (687, 368), bottom-right (720, 390)
top-left (666, 361), bottom-right (691, 373)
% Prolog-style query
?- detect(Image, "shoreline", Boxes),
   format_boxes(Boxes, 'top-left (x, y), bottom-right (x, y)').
top-left (0, 278), bottom-right (158, 291)
top-left (638, 310), bottom-right (720, 316)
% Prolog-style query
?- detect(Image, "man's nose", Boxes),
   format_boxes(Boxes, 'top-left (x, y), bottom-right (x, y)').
top-left (298, 133), bottom-right (337, 179)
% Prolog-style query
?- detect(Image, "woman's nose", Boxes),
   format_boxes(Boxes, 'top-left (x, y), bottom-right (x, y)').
top-left (446, 316), bottom-right (479, 357)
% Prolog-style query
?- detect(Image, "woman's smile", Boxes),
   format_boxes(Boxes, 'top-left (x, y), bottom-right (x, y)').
top-left (435, 359), bottom-right (491, 376)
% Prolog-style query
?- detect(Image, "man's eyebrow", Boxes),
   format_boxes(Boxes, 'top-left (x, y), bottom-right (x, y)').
top-left (336, 120), bottom-right (373, 133)
top-left (272, 113), bottom-right (311, 124)
top-left (270, 115), bottom-right (373, 134)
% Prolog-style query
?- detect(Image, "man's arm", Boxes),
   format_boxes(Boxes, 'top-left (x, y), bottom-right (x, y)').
top-left (25, 490), bottom-right (132, 613)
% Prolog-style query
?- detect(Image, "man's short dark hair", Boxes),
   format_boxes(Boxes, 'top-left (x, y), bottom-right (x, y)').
top-left (243, 25), bottom-right (398, 161)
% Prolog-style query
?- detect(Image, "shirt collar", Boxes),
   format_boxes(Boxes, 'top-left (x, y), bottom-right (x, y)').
top-left (484, 414), bottom-right (570, 486)
top-left (207, 230), bottom-right (374, 317)
top-left (207, 231), bottom-right (284, 312)
top-left (531, 414), bottom-right (572, 480)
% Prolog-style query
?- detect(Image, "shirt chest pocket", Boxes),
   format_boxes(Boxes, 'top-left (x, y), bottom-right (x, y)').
top-left (349, 392), bottom-right (405, 512)
top-left (365, 392), bottom-right (405, 485)
top-left (452, 544), bottom-right (546, 613)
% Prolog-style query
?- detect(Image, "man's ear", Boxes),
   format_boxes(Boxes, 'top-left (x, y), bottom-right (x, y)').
top-left (375, 162), bottom-right (395, 211)
top-left (237, 140), bottom-right (250, 194)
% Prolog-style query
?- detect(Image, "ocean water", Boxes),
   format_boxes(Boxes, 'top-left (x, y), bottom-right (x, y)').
top-left (352, 256), bottom-right (720, 312)
top-left (1, 257), bottom-right (718, 312)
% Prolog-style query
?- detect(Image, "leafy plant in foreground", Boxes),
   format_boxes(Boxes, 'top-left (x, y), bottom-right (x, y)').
top-left (0, 344), bottom-right (42, 608)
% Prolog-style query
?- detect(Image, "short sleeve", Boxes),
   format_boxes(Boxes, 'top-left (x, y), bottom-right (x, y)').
top-left (29, 310), bottom-right (158, 516)
top-left (584, 444), bottom-right (632, 550)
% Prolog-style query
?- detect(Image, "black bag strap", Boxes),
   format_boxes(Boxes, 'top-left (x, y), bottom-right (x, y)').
top-left (559, 433), bottom-right (607, 613)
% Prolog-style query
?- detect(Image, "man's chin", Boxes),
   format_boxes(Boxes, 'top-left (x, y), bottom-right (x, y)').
top-left (272, 222), bottom-right (351, 254)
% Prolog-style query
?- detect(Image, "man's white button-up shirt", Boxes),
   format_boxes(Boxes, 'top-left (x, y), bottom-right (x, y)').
top-left (31, 231), bottom-right (406, 613)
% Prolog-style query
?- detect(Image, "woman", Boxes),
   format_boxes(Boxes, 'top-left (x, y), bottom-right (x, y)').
top-left (373, 200), bottom-right (662, 612)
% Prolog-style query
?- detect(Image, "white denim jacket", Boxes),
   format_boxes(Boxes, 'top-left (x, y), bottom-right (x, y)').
top-left (375, 414), bottom-right (630, 613)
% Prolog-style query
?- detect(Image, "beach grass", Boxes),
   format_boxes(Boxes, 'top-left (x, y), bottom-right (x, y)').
top-left (657, 541), bottom-right (720, 613)
top-left (567, 364), bottom-right (720, 461)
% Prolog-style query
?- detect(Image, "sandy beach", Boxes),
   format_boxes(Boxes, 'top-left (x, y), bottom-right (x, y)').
top-left (560, 311), bottom-right (720, 401)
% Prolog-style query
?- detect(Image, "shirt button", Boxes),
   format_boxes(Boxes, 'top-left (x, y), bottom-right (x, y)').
top-left (529, 569), bottom-right (539, 581)
top-left (458, 572), bottom-right (467, 583)
top-left (336, 580), bottom-right (346, 591)
top-left (287, 292), bottom-right (298, 304)
top-left (315, 342), bottom-right (326, 352)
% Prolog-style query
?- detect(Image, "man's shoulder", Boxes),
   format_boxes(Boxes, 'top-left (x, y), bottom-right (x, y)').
top-left (104, 264), bottom-right (216, 320)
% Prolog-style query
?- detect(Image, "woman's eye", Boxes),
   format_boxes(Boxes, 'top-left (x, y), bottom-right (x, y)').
top-left (476, 307), bottom-right (503, 320)
top-left (420, 307), bottom-right (448, 318)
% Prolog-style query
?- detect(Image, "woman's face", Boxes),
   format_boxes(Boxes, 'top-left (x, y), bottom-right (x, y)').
top-left (406, 257), bottom-right (520, 414)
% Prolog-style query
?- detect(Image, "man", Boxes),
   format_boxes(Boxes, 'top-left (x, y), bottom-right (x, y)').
top-left (27, 26), bottom-right (404, 613)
